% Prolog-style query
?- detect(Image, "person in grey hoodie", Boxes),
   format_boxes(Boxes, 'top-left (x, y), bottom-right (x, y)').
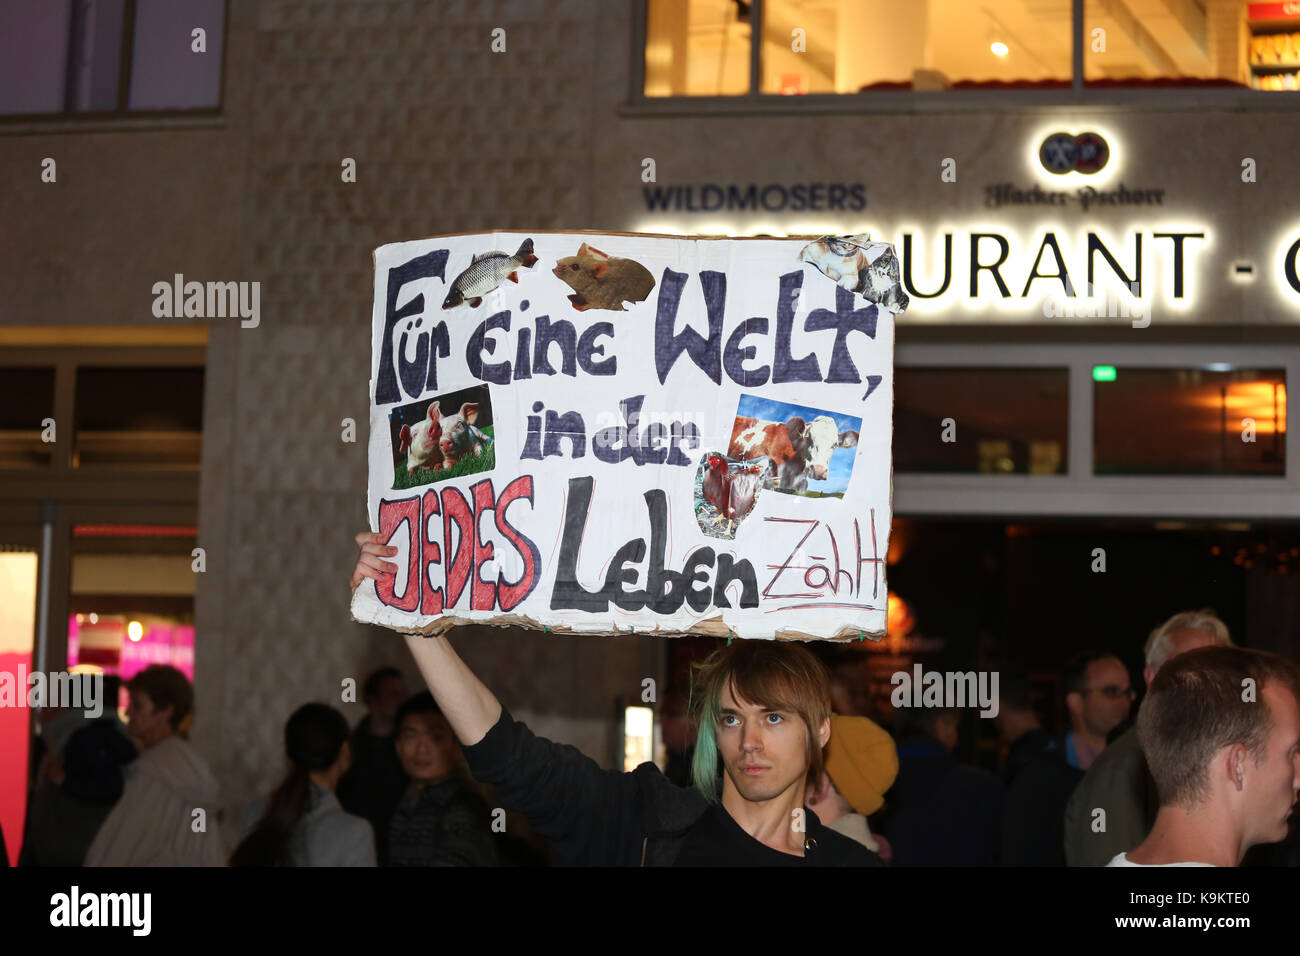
top-left (84, 665), bottom-right (225, 866)
top-left (233, 703), bottom-right (376, 867)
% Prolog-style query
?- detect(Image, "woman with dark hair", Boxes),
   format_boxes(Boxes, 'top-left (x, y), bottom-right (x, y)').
top-left (232, 703), bottom-right (376, 866)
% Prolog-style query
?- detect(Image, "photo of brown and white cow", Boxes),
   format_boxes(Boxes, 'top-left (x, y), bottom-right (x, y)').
top-left (728, 413), bottom-right (859, 496)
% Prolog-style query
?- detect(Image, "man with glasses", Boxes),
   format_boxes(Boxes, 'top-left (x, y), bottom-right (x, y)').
top-left (1061, 650), bottom-right (1134, 772)
top-left (1065, 610), bottom-right (1233, 866)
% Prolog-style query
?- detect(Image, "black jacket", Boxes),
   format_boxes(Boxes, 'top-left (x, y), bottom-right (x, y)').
top-left (461, 706), bottom-right (881, 866)
top-left (879, 734), bottom-right (1004, 866)
top-left (387, 776), bottom-right (498, 867)
top-left (1000, 729), bottom-right (1083, 866)
top-left (337, 715), bottom-right (406, 865)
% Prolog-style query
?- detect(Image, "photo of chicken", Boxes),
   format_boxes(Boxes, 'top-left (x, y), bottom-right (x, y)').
top-left (695, 453), bottom-right (766, 539)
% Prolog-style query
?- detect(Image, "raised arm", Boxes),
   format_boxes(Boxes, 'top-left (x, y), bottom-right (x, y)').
top-left (350, 531), bottom-right (501, 746)
top-left (349, 530), bottom-right (643, 865)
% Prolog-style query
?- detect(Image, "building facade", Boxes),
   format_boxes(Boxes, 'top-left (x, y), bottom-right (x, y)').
top-left (4, 0), bottom-right (1300, 852)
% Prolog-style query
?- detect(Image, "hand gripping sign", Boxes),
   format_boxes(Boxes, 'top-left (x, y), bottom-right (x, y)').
top-left (350, 231), bottom-right (908, 641)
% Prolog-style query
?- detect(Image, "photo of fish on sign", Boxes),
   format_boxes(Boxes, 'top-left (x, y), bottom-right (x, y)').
top-left (388, 384), bottom-right (495, 489)
top-left (441, 239), bottom-right (538, 310)
top-left (727, 395), bottom-right (862, 498)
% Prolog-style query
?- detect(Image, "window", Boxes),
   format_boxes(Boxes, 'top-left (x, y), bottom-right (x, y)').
top-left (894, 367), bottom-right (1069, 475)
top-left (1246, 5), bottom-right (1300, 91)
top-left (74, 366), bottom-right (205, 469)
top-left (69, 524), bottom-right (199, 683)
top-left (646, 0), bottom-right (753, 95)
top-left (892, 345), bottom-right (1300, 522)
top-left (0, 0), bottom-right (226, 117)
top-left (1085, 0), bottom-right (1247, 89)
top-left (1094, 367), bottom-right (1286, 476)
top-left (645, 0), bottom-right (1073, 96)
top-left (641, 0), bottom-right (1269, 98)
top-left (0, 367), bottom-right (55, 467)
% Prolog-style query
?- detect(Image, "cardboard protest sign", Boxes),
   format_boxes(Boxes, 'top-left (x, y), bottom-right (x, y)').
top-left (350, 230), bottom-right (908, 641)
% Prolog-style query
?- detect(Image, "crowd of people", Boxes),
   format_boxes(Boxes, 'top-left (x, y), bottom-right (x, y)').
top-left (13, 663), bottom-right (540, 867)
top-left (859, 610), bottom-right (1300, 867)
top-left (8, 538), bottom-right (1299, 868)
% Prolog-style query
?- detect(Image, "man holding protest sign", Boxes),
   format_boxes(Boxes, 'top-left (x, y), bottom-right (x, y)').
top-left (350, 533), bottom-right (882, 866)
top-left (348, 231), bottom-right (908, 865)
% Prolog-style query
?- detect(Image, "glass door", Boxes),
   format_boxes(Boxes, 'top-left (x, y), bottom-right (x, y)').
top-left (0, 526), bottom-right (41, 866)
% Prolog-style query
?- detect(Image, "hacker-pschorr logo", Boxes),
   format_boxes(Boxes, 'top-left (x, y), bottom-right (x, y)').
top-left (1039, 131), bottom-right (1110, 175)
top-left (49, 886), bottom-right (151, 937)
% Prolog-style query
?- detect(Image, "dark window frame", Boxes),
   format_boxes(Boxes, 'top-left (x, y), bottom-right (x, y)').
top-left (0, 345), bottom-right (206, 501)
top-left (893, 365), bottom-right (1072, 477)
top-left (0, 0), bottom-right (229, 123)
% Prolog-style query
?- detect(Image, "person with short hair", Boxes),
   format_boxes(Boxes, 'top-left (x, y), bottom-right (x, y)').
top-left (1065, 610), bottom-right (1234, 866)
top-left (1061, 650), bottom-right (1134, 772)
top-left (995, 672), bottom-right (1082, 866)
top-left (386, 692), bottom-right (497, 866)
top-left (233, 703), bottom-right (375, 866)
top-left (351, 530), bottom-right (881, 866)
top-left (877, 707), bottom-right (1003, 866)
top-left (658, 689), bottom-right (695, 789)
top-left (19, 674), bottom-right (135, 867)
top-left (336, 665), bottom-right (408, 864)
top-left (1107, 645), bottom-right (1300, 867)
top-left (20, 717), bottom-right (137, 866)
top-left (84, 665), bottom-right (224, 866)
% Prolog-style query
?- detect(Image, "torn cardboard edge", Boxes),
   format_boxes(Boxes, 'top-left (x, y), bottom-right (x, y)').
top-left (349, 605), bottom-right (886, 643)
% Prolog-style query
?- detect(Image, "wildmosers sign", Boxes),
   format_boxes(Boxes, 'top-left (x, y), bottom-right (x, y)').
top-left (643, 183), bottom-right (868, 214)
top-left (350, 231), bottom-right (906, 641)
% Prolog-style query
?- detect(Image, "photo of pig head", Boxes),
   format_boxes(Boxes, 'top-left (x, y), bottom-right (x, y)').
top-left (388, 385), bottom-right (497, 489)
top-left (398, 400), bottom-right (444, 474)
top-left (437, 401), bottom-right (490, 467)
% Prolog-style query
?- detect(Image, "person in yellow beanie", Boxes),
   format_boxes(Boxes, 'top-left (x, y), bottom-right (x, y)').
top-left (806, 714), bottom-right (899, 860)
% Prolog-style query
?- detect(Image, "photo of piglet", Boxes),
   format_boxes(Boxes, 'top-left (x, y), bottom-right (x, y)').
top-left (388, 384), bottom-right (495, 489)
top-left (551, 242), bottom-right (656, 311)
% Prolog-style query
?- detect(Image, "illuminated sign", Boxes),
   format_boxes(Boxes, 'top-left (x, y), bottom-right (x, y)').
top-left (985, 182), bottom-right (1165, 211)
top-left (900, 228), bottom-right (1204, 298)
top-left (1039, 131), bottom-right (1110, 175)
top-left (894, 226), bottom-right (1208, 322)
top-left (1247, 2), bottom-right (1300, 20)
top-left (629, 124), bottom-right (1300, 316)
